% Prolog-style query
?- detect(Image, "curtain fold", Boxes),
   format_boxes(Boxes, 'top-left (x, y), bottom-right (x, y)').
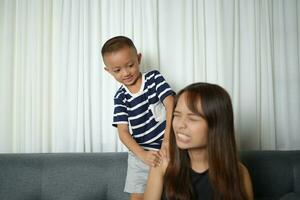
top-left (0, 0), bottom-right (299, 152)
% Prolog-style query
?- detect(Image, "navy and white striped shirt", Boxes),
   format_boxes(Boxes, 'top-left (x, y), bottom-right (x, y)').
top-left (113, 70), bottom-right (175, 150)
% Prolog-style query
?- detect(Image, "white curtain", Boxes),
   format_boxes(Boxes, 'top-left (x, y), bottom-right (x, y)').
top-left (0, 0), bottom-right (299, 153)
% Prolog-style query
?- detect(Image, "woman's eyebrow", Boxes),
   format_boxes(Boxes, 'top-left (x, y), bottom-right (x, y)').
top-left (187, 113), bottom-right (199, 116)
top-left (173, 110), bottom-right (199, 116)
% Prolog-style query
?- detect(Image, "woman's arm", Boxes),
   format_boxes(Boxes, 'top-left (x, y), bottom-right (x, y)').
top-left (144, 166), bottom-right (164, 200)
top-left (144, 153), bottom-right (169, 200)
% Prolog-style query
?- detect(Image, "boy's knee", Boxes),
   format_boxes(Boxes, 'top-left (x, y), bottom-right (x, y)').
top-left (130, 193), bottom-right (143, 200)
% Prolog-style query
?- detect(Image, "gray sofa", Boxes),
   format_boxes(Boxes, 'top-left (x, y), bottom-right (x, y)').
top-left (0, 151), bottom-right (299, 200)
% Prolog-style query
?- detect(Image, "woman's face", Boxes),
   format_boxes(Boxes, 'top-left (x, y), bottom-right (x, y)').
top-left (172, 92), bottom-right (208, 150)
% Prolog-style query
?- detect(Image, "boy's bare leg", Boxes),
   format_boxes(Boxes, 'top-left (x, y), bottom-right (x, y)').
top-left (130, 193), bottom-right (143, 200)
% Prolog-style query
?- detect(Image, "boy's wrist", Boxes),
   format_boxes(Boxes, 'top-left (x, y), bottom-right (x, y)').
top-left (135, 148), bottom-right (146, 159)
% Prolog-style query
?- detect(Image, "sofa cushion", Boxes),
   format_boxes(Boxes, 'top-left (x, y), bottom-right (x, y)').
top-left (280, 193), bottom-right (300, 200)
top-left (0, 155), bottom-right (42, 200)
top-left (240, 151), bottom-right (295, 199)
top-left (1, 151), bottom-right (300, 200)
top-left (292, 153), bottom-right (300, 194)
top-left (0, 153), bottom-right (130, 200)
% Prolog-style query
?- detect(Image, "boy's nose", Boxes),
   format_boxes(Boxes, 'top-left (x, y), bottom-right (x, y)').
top-left (122, 68), bottom-right (130, 76)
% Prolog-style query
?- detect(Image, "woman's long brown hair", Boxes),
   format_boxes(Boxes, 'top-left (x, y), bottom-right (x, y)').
top-left (164, 82), bottom-right (248, 200)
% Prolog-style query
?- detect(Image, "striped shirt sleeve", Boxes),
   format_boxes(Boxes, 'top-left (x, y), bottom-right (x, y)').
top-left (112, 93), bottom-right (128, 127)
top-left (153, 70), bottom-right (175, 102)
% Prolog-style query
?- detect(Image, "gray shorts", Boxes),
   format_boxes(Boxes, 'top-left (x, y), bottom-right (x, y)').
top-left (124, 151), bottom-right (150, 194)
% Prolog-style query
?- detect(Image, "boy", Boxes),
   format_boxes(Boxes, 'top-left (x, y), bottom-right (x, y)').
top-left (101, 36), bottom-right (174, 200)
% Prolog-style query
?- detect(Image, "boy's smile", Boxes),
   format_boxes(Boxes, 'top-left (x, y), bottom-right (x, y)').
top-left (103, 46), bottom-right (142, 92)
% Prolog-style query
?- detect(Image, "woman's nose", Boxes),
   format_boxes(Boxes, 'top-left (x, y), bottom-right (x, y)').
top-left (178, 118), bottom-right (187, 129)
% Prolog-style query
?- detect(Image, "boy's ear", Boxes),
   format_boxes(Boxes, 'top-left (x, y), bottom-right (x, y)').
top-left (137, 53), bottom-right (142, 64)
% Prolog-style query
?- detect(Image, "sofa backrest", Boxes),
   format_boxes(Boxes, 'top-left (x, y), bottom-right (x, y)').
top-left (1, 151), bottom-right (300, 200)
top-left (240, 151), bottom-right (300, 200)
top-left (0, 153), bottom-right (129, 200)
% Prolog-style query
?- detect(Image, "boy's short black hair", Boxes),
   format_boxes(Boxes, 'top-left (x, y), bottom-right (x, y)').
top-left (101, 36), bottom-right (137, 56)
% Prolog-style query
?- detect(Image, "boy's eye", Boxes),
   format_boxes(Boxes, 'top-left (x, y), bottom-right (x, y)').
top-left (128, 64), bottom-right (134, 67)
top-left (113, 69), bottom-right (120, 73)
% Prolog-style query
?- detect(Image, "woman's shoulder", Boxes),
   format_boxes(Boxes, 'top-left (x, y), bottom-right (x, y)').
top-left (238, 162), bottom-right (249, 174)
top-left (238, 162), bottom-right (251, 184)
top-left (238, 162), bottom-right (254, 200)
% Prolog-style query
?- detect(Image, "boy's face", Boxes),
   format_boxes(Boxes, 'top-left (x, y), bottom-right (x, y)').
top-left (103, 47), bottom-right (142, 87)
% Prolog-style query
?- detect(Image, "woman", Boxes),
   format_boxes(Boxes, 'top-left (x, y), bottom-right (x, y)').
top-left (144, 82), bottom-right (253, 200)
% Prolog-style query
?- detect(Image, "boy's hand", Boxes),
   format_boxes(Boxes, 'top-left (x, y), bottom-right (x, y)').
top-left (139, 150), bottom-right (161, 167)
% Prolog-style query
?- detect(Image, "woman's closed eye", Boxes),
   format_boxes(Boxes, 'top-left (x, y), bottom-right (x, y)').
top-left (188, 116), bottom-right (201, 121)
top-left (173, 111), bottom-right (181, 118)
top-left (173, 112), bottom-right (201, 121)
